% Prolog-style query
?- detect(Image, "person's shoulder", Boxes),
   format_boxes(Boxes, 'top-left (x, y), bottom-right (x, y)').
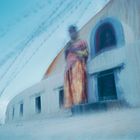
top-left (78, 39), bottom-right (87, 46)
top-left (64, 41), bottom-right (71, 50)
top-left (66, 41), bottom-right (71, 46)
top-left (81, 39), bottom-right (87, 42)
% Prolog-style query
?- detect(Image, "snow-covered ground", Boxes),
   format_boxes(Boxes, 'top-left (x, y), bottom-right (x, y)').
top-left (0, 108), bottom-right (140, 140)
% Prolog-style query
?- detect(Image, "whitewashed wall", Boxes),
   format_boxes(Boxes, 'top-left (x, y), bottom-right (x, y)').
top-left (87, 40), bottom-right (140, 106)
top-left (121, 41), bottom-right (140, 106)
top-left (5, 72), bottom-right (71, 123)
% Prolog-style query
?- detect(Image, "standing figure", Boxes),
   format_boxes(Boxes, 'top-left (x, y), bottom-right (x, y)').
top-left (64, 25), bottom-right (89, 108)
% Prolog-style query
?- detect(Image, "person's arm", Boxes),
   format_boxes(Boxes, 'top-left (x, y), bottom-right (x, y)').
top-left (64, 42), bottom-right (79, 59)
top-left (76, 48), bottom-right (88, 57)
top-left (76, 41), bottom-right (89, 60)
top-left (64, 42), bottom-right (71, 60)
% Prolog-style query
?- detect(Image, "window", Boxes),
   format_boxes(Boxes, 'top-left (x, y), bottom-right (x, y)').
top-left (95, 23), bottom-right (117, 53)
top-left (19, 103), bottom-right (23, 116)
top-left (90, 18), bottom-right (125, 58)
top-left (35, 96), bottom-right (41, 113)
top-left (59, 89), bottom-right (64, 108)
top-left (97, 69), bottom-right (117, 101)
top-left (12, 107), bottom-right (15, 119)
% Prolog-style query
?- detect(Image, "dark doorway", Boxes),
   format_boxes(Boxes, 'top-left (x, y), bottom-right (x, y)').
top-left (19, 103), bottom-right (23, 116)
top-left (95, 23), bottom-right (117, 53)
top-left (97, 69), bottom-right (117, 101)
top-left (59, 89), bottom-right (64, 108)
top-left (35, 96), bottom-right (41, 113)
top-left (12, 107), bottom-right (15, 119)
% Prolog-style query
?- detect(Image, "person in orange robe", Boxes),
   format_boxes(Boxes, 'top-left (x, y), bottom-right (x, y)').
top-left (64, 25), bottom-right (88, 108)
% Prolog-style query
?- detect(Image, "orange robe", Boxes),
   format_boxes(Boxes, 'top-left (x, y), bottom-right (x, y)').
top-left (64, 39), bottom-right (88, 108)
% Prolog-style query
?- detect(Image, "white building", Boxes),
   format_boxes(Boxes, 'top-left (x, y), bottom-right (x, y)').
top-left (6, 0), bottom-right (140, 123)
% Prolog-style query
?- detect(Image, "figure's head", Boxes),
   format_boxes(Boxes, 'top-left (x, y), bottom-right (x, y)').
top-left (68, 25), bottom-right (78, 41)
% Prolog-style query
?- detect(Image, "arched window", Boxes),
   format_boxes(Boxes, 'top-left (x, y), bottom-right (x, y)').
top-left (90, 17), bottom-right (125, 58)
top-left (95, 23), bottom-right (117, 53)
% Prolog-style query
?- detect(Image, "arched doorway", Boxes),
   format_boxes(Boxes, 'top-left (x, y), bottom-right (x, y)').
top-left (95, 22), bottom-right (117, 53)
top-left (90, 17), bottom-right (125, 58)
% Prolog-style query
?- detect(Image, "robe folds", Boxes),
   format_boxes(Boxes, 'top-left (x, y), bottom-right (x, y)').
top-left (64, 39), bottom-right (88, 108)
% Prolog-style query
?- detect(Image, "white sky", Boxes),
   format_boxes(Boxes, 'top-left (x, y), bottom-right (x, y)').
top-left (0, 0), bottom-right (109, 122)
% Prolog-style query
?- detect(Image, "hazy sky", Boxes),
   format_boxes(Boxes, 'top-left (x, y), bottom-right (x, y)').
top-left (0, 0), bottom-right (109, 122)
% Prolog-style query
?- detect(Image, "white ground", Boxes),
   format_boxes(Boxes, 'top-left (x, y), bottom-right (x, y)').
top-left (0, 108), bottom-right (140, 140)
